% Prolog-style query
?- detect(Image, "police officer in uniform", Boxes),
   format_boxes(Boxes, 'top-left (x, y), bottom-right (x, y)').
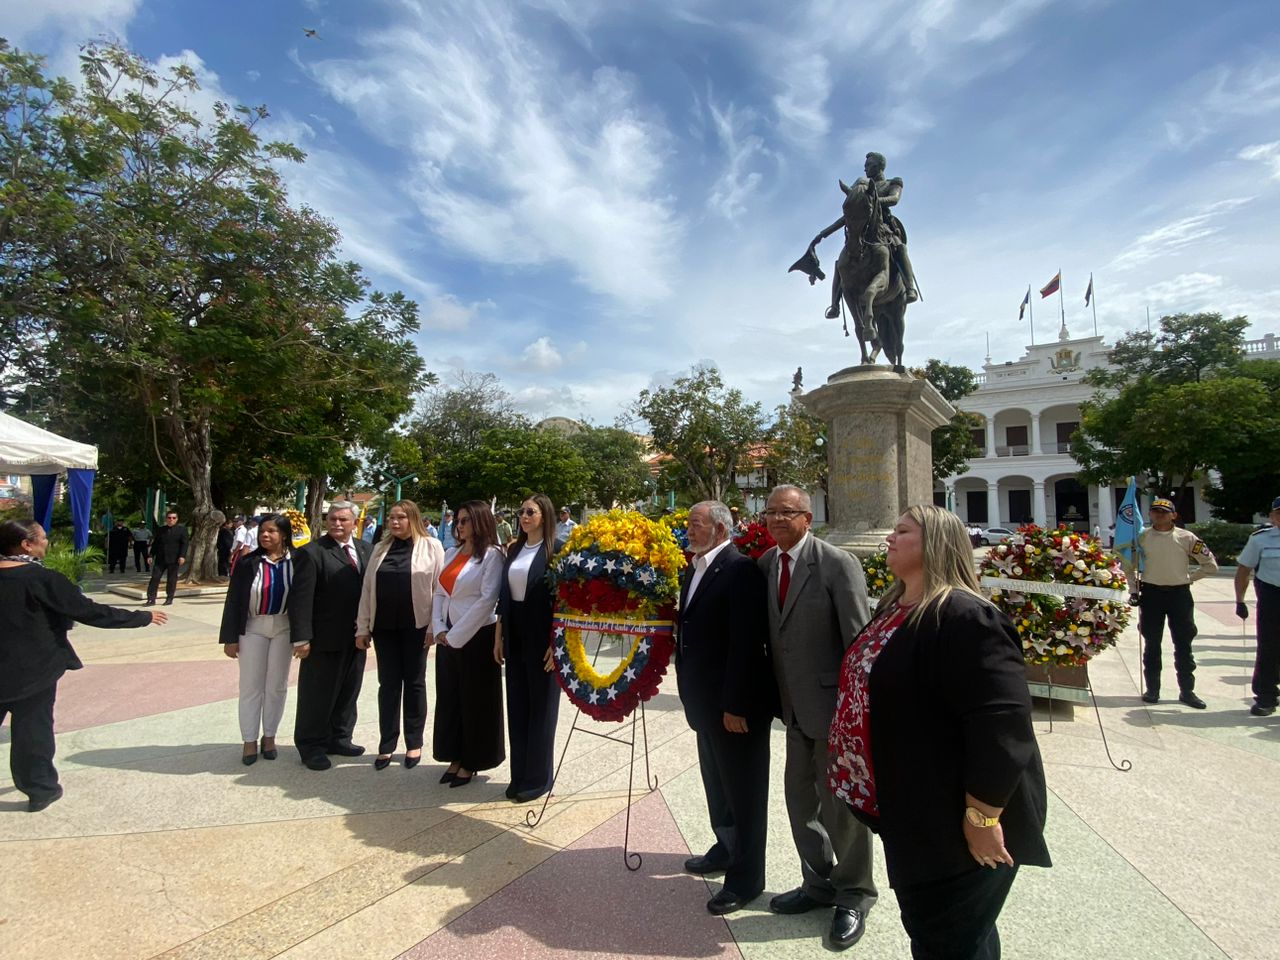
top-left (1131, 498), bottom-right (1217, 708)
top-left (1234, 496), bottom-right (1280, 717)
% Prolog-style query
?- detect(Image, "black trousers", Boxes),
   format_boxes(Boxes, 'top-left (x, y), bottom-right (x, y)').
top-left (294, 643), bottom-right (367, 761)
top-left (433, 623), bottom-right (505, 772)
top-left (108, 547), bottom-right (129, 573)
top-left (133, 542), bottom-right (151, 572)
top-left (146, 561), bottom-right (180, 602)
top-left (1139, 584), bottom-right (1198, 693)
top-left (503, 601), bottom-right (559, 794)
top-left (0, 682), bottom-right (60, 804)
top-left (694, 721), bottom-right (771, 898)
top-left (217, 550), bottom-right (231, 577)
top-left (895, 864), bottom-right (1019, 960)
top-left (373, 627), bottom-right (428, 753)
top-left (1252, 579), bottom-right (1280, 709)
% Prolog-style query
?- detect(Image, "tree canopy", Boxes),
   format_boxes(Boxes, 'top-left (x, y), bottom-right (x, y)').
top-left (912, 358), bottom-right (982, 482)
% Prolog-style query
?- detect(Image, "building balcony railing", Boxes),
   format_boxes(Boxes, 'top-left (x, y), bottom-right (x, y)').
top-left (995, 445), bottom-right (1030, 457)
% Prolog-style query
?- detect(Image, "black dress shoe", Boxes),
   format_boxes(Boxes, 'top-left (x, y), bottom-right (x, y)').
top-left (373, 755), bottom-right (392, 770)
top-left (684, 853), bottom-right (731, 876)
top-left (505, 784), bottom-right (519, 799)
top-left (1251, 703), bottom-right (1277, 717)
top-left (326, 743), bottom-right (366, 757)
top-left (769, 888), bottom-right (826, 914)
top-left (404, 753), bottom-right (421, 769)
top-left (829, 907), bottom-right (866, 950)
top-left (1141, 691), bottom-right (1159, 704)
top-left (449, 773), bottom-right (474, 788)
top-left (303, 755), bottom-right (332, 771)
top-left (1179, 691), bottom-right (1206, 709)
top-left (707, 889), bottom-right (756, 916)
top-left (28, 785), bottom-right (64, 813)
top-left (163, 598), bottom-right (174, 605)
top-left (144, 599), bottom-right (155, 606)
top-left (514, 787), bottom-right (548, 803)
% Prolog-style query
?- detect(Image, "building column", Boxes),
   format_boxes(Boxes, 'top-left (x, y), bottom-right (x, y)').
top-left (987, 483), bottom-right (1000, 526)
top-left (984, 417), bottom-right (996, 459)
top-left (1095, 484), bottom-right (1113, 538)
top-left (1030, 412), bottom-right (1042, 455)
top-left (1032, 479), bottom-right (1047, 528)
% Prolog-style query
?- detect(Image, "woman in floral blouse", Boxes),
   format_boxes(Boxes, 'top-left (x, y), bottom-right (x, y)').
top-left (828, 504), bottom-right (1050, 960)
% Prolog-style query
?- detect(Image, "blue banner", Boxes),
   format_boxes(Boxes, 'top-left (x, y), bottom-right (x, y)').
top-left (1113, 477), bottom-right (1144, 572)
top-left (31, 473), bottom-right (56, 532)
top-left (67, 468), bottom-right (96, 552)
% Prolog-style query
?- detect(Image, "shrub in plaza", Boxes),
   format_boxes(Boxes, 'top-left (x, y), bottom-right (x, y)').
top-left (1185, 521), bottom-right (1256, 566)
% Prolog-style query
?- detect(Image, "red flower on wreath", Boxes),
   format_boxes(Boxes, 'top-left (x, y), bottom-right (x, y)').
top-left (733, 520), bottom-right (776, 559)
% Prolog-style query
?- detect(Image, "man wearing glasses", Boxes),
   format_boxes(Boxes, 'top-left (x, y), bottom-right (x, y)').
top-left (759, 485), bottom-right (877, 950)
top-left (145, 510), bottom-right (188, 606)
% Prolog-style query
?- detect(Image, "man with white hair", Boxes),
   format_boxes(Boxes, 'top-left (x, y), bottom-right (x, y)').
top-left (676, 500), bottom-right (776, 916)
top-left (294, 501), bottom-right (372, 770)
top-left (760, 484), bottom-right (877, 950)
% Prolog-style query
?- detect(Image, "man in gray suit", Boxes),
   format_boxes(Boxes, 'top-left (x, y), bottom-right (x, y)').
top-left (760, 484), bottom-right (877, 950)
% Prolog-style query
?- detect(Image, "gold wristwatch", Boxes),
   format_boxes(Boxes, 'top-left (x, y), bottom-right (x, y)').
top-left (965, 806), bottom-right (999, 828)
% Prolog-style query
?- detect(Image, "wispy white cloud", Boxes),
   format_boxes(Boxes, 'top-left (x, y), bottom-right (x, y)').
top-left (1239, 142), bottom-right (1280, 181)
top-left (305, 0), bottom-right (681, 308)
top-left (1109, 198), bottom-right (1251, 271)
top-left (706, 99), bottom-right (771, 219)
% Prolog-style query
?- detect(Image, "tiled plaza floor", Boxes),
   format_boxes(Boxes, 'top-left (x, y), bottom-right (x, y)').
top-left (2, 570), bottom-right (1277, 959)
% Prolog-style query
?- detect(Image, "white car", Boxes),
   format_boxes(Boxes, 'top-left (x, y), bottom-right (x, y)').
top-left (979, 526), bottom-right (1017, 546)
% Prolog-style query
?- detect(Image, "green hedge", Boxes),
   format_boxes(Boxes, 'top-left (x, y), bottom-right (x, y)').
top-left (1186, 521), bottom-right (1256, 566)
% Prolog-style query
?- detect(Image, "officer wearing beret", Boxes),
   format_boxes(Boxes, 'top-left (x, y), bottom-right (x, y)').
top-left (1234, 496), bottom-right (1280, 717)
top-left (1133, 498), bottom-right (1217, 709)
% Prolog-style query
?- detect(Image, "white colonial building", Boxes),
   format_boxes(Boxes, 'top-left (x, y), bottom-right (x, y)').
top-left (937, 326), bottom-right (1280, 532)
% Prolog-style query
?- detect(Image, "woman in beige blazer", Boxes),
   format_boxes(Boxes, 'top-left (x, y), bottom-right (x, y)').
top-left (356, 500), bottom-right (445, 769)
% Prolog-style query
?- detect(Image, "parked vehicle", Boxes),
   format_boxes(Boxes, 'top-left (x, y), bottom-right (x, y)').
top-left (979, 526), bottom-right (1017, 546)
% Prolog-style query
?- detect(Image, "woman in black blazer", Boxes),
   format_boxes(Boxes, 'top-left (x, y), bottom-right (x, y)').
top-left (493, 493), bottom-right (564, 804)
top-left (219, 513), bottom-right (315, 765)
top-left (828, 504), bottom-right (1049, 960)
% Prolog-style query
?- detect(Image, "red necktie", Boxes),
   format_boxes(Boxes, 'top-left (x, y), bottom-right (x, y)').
top-left (779, 552), bottom-right (791, 607)
top-left (345, 544), bottom-right (358, 569)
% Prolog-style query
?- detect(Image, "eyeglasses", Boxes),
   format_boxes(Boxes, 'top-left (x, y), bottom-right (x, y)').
top-left (455, 516), bottom-right (471, 526)
top-left (762, 509), bottom-right (807, 520)
top-left (517, 508), bottom-right (539, 517)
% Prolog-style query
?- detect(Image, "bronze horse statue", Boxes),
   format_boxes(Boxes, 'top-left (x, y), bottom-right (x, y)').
top-left (790, 177), bottom-right (908, 371)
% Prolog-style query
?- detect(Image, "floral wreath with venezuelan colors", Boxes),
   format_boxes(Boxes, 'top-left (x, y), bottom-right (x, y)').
top-left (549, 510), bottom-right (686, 722)
top-left (978, 524), bottom-right (1130, 669)
top-left (282, 508), bottom-right (311, 548)
top-left (660, 509), bottom-right (691, 560)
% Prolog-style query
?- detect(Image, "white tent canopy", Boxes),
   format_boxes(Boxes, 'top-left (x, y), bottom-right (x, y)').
top-left (0, 411), bottom-right (98, 474)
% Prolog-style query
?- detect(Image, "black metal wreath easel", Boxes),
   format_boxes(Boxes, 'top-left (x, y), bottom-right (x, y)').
top-left (523, 629), bottom-right (658, 871)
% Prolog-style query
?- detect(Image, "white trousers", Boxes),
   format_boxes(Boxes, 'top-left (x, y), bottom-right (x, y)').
top-left (237, 614), bottom-right (293, 742)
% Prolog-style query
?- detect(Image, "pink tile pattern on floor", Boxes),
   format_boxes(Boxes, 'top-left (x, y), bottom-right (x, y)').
top-left (53, 661), bottom-right (249, 732)
top-left (1198, 599), bottom-right (1252, 630)
top-left (399, 791), bottom-right (743, 960)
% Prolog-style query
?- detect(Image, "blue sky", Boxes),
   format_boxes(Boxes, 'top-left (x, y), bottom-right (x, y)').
top-left (8, 0), bottom-right (1280, 424)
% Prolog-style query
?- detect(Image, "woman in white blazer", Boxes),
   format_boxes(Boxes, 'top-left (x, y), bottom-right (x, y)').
top-left (356, 500), bottom-right (445, 770)
top-left (430, 500), bottom-right (506, 787)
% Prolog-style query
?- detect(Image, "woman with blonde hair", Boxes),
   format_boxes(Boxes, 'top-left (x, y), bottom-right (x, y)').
top-left (431, 500), bottom-right (506, 787)
top-left (828, 504), bottom-right (1049, 960)
top-left (356, 500), bottom-right (445, 770)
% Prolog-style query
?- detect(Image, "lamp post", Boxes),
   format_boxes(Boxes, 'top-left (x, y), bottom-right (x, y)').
top-left (380, 471), bottom-right (417, 503)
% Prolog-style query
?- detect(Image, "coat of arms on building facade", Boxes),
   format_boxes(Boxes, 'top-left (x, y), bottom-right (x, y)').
top-left (1048, 347), bottom-right (1082, 373)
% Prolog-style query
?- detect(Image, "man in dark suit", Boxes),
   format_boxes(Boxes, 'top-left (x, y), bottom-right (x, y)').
top-left (676, 500), bottom-right (774, 916)
top-left (760, 484), bottom-right (877, 950)
top-left (145, 510), bottom-right (188, 605)
top-left (295, 500), bottom-right (371, 770)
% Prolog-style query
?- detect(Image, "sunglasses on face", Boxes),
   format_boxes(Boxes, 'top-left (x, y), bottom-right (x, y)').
top-left (518, 508), bottom-right (539, 517)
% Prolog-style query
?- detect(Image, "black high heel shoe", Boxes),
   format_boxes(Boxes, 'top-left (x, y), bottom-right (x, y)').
top-left (374, 755), bottom-right (392, 771)
top-left (404, 753), bottom-right (421, 769)
top-left (440, 770), bottom-right (458, 784)
top-left (449, 773), bottom-right (474, 788)
top-left (260, 737), bottom-right (277, 761)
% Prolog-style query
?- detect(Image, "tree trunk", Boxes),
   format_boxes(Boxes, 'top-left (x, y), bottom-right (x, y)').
top-left (305, 475), bottom-right (327, 537)
top-left (166, 407), bottom-right (220, 583)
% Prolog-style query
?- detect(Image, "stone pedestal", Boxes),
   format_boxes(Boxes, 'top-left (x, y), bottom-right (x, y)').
top-left (800, 365), bottom-right (954, 556)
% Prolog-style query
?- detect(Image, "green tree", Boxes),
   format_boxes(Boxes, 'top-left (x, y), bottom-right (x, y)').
top-left (631, 364), bottom-right (767, 503)
top-left (6, 44), bottom-right (426, 577)
top-left (1072, 312), bottom-right (1263, 515)
top-left (437, 426), bottom-right (589, 508)
top-left (912, 359), bottom-right (983, 482)
top-left (570, 425), bottom-right (650, 509)
top-left (764, 399), bottom-right (826, 493)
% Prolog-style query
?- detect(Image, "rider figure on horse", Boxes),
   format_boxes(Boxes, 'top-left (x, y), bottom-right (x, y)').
top-left (811, 151), bottom-right (920, 320)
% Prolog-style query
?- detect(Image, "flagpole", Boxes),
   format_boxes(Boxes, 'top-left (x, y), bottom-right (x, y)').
top-left (1058, 267), bottom-right (1066, 330)
top-left (1029, 285), bottom-right (1035, 345)
top-left (1090, 272), bottom-right (1098, 336)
